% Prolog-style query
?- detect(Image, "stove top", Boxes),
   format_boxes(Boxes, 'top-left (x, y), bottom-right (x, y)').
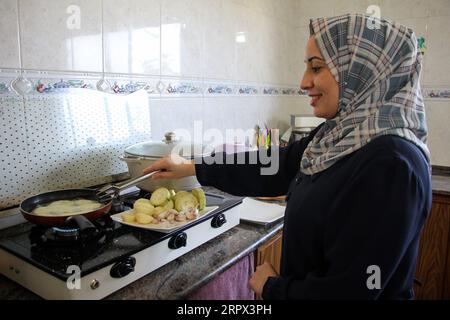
top-left (0, 190), bottom-right (241, 282)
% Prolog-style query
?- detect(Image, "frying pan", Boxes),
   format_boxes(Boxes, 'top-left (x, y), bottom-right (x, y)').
top-left (20, 188), bottom-right (112, 227)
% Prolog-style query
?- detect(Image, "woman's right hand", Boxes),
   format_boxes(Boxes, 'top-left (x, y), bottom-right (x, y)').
top-left (142, 154), bottom-right (196, 181)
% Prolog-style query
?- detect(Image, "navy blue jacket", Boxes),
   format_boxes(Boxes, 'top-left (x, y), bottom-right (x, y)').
top-left (195, 125), bottom-right (432, 299)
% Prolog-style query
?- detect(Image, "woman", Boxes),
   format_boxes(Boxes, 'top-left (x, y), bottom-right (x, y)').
top-left (143, 14), bottom-right (432, 299)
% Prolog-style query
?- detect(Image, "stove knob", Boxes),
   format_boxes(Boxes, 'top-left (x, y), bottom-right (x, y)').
top-left (110, 256), bottom-right (136, 278)
top-left (211, 213), bottom-right (227, 228)
top-left (168, 232), bottom-right (187, 249)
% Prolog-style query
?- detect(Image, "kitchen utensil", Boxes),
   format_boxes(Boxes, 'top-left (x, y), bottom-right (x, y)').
top-left (95, 171), bottom-right (161, 201)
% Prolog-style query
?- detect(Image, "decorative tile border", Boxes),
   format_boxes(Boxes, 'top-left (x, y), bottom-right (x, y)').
top-left (34, 78), bottom-right (96, 93)
top-left (107, 77), bottom-right (160, 96)
top-left (0, 80), bottom-right (11, 94)
top-left (262, 87), bottom-right (281, 95)
top-left (11, 70), bottom-right (449, 100)
top-left (205, 82), bottom-right (236, 95)
top-left (423, 88), bottom-right (450, 100)
top-left (162, 79), bottom-right (203, 97)
top-left (237, 85), bottom-right (259, 95)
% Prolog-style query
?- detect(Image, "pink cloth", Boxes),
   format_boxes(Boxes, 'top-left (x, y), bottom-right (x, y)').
top-left (188, 253), bottom-right (255, 300)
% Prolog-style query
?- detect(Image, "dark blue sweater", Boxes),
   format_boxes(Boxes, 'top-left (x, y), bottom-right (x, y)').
top-left (195, 126), bottom-right (432, 299)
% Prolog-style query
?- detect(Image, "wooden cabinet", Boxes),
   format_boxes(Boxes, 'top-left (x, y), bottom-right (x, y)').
top-left (414, 193), bottom-right (450, 299)
top-left (255, 231), bottom-right (283, 275)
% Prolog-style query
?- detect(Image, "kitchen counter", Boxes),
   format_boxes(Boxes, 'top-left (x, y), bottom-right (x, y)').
top-left (0, 187), bottom-right (283, 300)
top-left (432, 175), bottom-right (450, 196)
top-left (2, 174), bottom-right (449, 300)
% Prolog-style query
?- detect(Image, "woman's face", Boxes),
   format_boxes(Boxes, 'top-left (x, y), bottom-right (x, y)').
top-left (301, 36), bottom-right (339, 119)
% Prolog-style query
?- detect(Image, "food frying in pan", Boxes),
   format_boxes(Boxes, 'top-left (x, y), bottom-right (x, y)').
top-left (32, 198), bottom-right (103, 216)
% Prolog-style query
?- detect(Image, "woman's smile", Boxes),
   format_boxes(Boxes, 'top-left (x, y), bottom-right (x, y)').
top-left (309, 93), bottom-right (323, 107)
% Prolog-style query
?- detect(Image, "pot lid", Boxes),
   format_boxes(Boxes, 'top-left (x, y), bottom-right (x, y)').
top-left (124, 132), bottom-right (210, 159)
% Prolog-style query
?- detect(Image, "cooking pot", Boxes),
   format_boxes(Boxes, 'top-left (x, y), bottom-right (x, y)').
top-left (121, 132), bottom-right (211, 192)
top-left (20, 188), bottom-right (112, 227)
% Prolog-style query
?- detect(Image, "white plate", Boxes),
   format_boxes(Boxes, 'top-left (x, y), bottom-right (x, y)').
top-left (110, 206), bottom-right (219, 233)
top-left (239, 197), bottom-right (285, 225)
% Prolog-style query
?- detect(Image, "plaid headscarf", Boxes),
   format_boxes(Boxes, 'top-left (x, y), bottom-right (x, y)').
top-left (300, 14), bottom-right (430, 175)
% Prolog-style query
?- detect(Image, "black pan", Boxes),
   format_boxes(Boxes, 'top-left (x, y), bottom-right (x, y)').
top-left (20, 188), bottom-right (112, 227)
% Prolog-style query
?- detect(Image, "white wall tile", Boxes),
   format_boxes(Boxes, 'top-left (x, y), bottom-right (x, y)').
top-left (297, 26), bottom-right (310, 84)
top-left (243, 11), bottom-right (285, 84)
top-left (396, 17), bottom-right (429, 36)
top-left (104, 0), bottom-right (161, 75)
top-left (203, 0), bottom-right (239, 80)
top-left (333, 0), bottom-right (370, 16)
top-left (238, 9), bottom-right (264, 83)
top-left (20, 0), bottom-right (102, 71)
top-left (423, 16), bottom-right (450, 86)
top-left (150, 97), bottom-right (203, 140)
top-left (374, 0), bottom-right (430, 20)
top-left (425, 100), bottom-right (450, 167)
top-left (203, 97), bottom-right (239, 137)
top-left (161, 0), bottom-right (204, 77)
top-left (0, 0), bottom-right (20, 68)
top-left (428, 0), bottom-right (450, 17)
top-left (283, 25), bottom-right (308, 86)
top-left (297, 0), bottom-right (334, 27)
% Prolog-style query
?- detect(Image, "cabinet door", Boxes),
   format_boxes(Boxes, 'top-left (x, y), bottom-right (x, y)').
top-left (414, 194), bottom-right (450, 299)
top-left (256, 231), bottom-right (283, 274)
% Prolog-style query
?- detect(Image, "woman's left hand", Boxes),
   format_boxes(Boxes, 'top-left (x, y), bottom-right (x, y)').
top-left (249, 262), bottom-right (278, 298)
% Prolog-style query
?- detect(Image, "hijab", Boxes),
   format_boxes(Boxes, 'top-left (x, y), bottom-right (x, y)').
top-left (300, 14), bottom-right (430, 175)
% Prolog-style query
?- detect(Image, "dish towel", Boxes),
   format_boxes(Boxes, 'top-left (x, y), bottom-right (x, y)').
top-left (187, 253), bottom-right (255, 300)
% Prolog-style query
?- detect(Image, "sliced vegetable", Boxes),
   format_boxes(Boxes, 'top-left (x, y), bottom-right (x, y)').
top-left (191, 188), bottom-right (206, 211)
top-left (152, 206), bottom-right (166, 218)
top-left (136, 213), bottom-right (154, 224)
top-left (173, 191), bottom-right (190, 202)
top-left (150, 187), bottom-right (171, 206)
top-left (163, 200), bottom-right (174, 211)
top-left (121, 212), bottom-right (136, 223)
top-left (134, 198), bottom-right (152, 206)
top-left (175, 193), bottom-right (199, 212)
top-left (134, 201), bottom-right (155, 216)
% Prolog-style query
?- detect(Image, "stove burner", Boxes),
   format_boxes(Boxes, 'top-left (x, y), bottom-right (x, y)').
top-left (52, 227), bottom-right (80, 240)
top-left (29, 215), bottom-right (116, 247)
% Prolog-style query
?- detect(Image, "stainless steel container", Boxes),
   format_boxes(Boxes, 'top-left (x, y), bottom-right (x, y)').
top-left (121, 132), bottom-right (210, 192)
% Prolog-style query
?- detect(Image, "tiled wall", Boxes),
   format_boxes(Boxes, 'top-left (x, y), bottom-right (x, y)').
top-left (0, 0), bottom-right (310, 208)
top-left (1, 0), bottom-right (449, 208)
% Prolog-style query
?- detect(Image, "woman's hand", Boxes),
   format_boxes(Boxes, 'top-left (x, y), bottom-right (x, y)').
top-left (142, 154), bottom-right (196, 180)
top-left (249, 262), bottom-right (278, 299)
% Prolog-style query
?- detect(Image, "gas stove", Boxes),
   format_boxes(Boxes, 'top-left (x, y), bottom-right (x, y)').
top-left (0, 189), bottom-right (242, 299)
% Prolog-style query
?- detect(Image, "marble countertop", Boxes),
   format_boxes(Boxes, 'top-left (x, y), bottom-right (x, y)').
top-left (0, 187), bottom-right (284, 300)
top-left (432, 175), bottom-right (450, 196)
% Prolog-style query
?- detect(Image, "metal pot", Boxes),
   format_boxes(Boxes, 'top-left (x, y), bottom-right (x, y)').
top-left (121, 132), bottom-right (210, 192)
